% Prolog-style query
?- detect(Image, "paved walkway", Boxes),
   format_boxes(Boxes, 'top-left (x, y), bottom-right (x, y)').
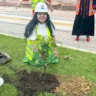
top-left (0, 6), bottom-right (96, 54)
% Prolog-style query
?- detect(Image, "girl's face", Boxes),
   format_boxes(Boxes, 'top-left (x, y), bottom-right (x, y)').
top-left (37, 12), bottom-right (47, 23)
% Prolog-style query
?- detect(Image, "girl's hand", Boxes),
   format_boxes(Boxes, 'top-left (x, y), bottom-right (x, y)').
top-left (16, 3), bottom-right (21, 9)
top-left (32, 45), bottom-right (38, 52)
top-left (54, 48), bottom-right (58, 57)
top-left (50, 6), bottom-right (53, 12)
top-left (93, 9), bottom-right (96, 13)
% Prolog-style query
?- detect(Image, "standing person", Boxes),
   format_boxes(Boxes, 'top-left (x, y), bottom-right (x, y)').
top-left (23, 2), bottom-right (58, 66)
top-left (46, 0), bottom-right (53, 12)
top-left (72, 0), bottom-right (96, 42)
top-left (16, 0), bottom-right (53, 16)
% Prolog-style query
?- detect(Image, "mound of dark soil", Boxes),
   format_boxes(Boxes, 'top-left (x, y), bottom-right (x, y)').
top-left (16, 70), bottom-right (59, 96)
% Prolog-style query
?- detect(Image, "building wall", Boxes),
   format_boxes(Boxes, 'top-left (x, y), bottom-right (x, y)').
top-left (0, 0), bottom-right (30, 4)
top-left (0, 0), bottom-right (76, 5)
top-left (0, 0), bottom-right (76, 3)
top-left (0, 0), bottom-right (18, 3)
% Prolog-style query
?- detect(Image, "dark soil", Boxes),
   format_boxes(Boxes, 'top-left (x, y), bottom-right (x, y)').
top-left (15, 70), bottom-right (60, 96)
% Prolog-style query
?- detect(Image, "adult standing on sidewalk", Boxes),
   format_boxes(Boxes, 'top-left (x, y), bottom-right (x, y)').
top-left (16, 0), bottom-right (53, 16)
top-left (72, 0), bottom-right (96, 42)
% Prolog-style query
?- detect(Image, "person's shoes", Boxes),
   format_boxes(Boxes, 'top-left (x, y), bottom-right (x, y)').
top-left (75, 36), bottom-right (79, 41)
top-left (86, 36), bottom-right (90, 42)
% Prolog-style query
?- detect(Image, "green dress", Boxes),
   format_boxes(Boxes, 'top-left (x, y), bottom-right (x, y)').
top-left (23, 35), bottom-right (59, 67)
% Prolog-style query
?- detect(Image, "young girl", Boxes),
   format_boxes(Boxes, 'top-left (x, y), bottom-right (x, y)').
top-left (23, 2), bottom-right (58, 66)
top-left (72, 0), bottom-right (96, 42)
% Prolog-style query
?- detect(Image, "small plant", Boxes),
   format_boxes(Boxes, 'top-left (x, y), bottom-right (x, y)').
top-left (36, 35), bottom-right (56, 61)
top-left (36, 35), bottom-right (57, 82)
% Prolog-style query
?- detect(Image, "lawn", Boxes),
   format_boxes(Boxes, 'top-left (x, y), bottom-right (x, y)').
top-left (0, 34), bottom-right (96, 96)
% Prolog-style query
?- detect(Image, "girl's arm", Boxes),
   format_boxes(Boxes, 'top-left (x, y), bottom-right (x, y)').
top-left (45, 0), bottom-right (53, 12)
top-left (16, 0), bottom-right (24, 9)
top-left (53, 37), bottom-right (58, 57)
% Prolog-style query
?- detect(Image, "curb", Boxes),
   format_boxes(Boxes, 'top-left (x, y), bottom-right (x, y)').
top-left (0, 14), bottom-right (73, 31)
top-left (0, 14), bottom-right (72, 26)
top-left (1, 14), bottom-right (96, 30)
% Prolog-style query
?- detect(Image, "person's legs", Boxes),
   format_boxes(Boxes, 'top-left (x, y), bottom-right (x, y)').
top-left (86, 35), bottom-right (90, 42)
top-left (75, 35), bottom-right (79, 41)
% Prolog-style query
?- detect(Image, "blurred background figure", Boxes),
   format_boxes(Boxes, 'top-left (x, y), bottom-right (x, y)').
top-left (16, 0), bottom-right (53, 16)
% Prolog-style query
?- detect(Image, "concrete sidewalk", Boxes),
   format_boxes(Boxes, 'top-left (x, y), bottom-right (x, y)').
top-left (0, 6), bottom-right (96, 54)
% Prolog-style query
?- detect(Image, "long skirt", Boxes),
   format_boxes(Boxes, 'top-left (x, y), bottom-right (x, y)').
top-left (72, 15), bottom-right (95, 36)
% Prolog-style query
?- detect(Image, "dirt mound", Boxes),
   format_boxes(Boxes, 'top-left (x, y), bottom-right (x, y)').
top-left (57, 76), bottom-right (94, 96)
top-left (16, 70), bottom-right (59, 96)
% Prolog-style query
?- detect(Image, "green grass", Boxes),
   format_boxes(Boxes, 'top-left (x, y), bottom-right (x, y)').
top-left (0, 83), bottom-right (18, 96)
top-left (0, 34), bottom-right (96, 96)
